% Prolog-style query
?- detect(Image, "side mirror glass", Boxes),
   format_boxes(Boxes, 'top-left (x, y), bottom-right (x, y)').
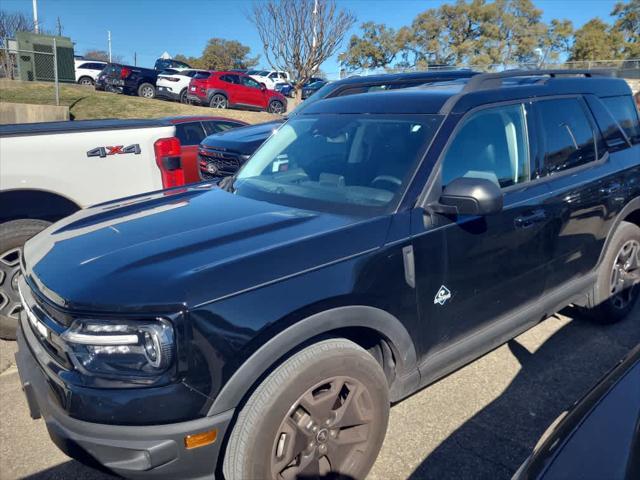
top-left (434, 177), bottom-right (503, 216)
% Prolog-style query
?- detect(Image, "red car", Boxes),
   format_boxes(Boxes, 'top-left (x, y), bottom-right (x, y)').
top-left (164, 116), bottom-right (248, 183)
top-left (187, 71), bottom-right (287, 114)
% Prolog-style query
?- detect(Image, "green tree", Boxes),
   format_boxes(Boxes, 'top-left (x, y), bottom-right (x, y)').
top-left (537, 19), bottom-right (573, 66)
top-left (570, 18), bottom-right (624, 61)
top-left (339, 22), bottom-right (401, 72)
top-left (175, 38), bottom-right (259, 71)
top-left (612, 0), bottom-right (640, 58)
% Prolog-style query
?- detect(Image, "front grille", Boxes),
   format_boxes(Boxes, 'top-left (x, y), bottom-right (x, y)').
top-left (199, 147), bottom-right (242, 180)
top-left (21, 281), bottom-right (73, 369)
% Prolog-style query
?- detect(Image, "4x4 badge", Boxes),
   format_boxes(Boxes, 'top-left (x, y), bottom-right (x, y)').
top-left (434, 285), bottom-right (452, 306)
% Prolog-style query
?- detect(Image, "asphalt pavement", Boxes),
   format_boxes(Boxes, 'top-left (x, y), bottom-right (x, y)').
top-left (1, 306), bottom-right (638, 480)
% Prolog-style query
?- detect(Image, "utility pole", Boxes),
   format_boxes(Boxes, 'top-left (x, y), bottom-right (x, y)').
top-left (312, 0), bottom-right (318, 50)
top-left (107, 30), bottom-right (112, 62)
top-left (134, 52), bottom-right (137, 66)
top-left (32, 0), bottom-right (39, 34)
top-left (56, 17), bottom-right (63, 36)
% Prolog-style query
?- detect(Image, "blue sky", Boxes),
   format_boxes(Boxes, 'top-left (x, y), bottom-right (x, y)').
top-left (2, 0), bottom-right (619, 78)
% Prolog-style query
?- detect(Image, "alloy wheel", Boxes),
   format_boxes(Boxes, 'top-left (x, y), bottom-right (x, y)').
top-left (141, 86), bottom-right (154, 98)
top-left (210, 94), bottom-right (227, 109)
top-left (610, 239), bottom-right (640, 310)
top-left (269, 101), bottom-right (284, 114)
top-left (79, 77), bottom-right (93, 86)
top-left (0, 247), bottom-right (23, 321)
top-left (271, 376), bottom-right (375, 479)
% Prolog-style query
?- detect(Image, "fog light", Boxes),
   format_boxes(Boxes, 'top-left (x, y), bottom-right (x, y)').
top-left (185, 429), bottom-right (217, 449)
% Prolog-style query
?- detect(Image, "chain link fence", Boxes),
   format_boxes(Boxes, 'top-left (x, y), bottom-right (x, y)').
top-left (1, 38), bottom-right (62, 106)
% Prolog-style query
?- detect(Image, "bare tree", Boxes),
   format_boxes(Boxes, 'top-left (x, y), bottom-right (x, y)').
top-left (0, 10), bottom-right (34, 39)
top-left (248, 0), bottom-right (355, 96)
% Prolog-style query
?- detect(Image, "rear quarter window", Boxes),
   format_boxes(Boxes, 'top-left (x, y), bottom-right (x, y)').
top-left (601, 96), bottom-right (640, 145)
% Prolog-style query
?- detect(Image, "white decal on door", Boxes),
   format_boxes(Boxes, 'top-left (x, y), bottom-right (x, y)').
top-left (434, 285), bottom-right (452, 306)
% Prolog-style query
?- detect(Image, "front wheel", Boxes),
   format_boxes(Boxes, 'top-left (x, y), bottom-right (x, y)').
top-left (268, 100), bottom-right (285, 114)
top-left (137, 82), bottom-right (155, 99)
top-left (223, 338), bottom-right (389, 480)
top-left (586, 221), bottom-right (640, 323)
top-left (0, 219), bottom-right (51, 340)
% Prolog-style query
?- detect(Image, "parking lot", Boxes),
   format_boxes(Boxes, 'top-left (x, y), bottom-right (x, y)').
top-left (1, 305), bottom-right (638, 480)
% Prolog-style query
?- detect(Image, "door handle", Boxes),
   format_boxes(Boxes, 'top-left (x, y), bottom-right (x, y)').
top-left (515, 210), bottom-right (547, 229)
top-left (599, 183), bottom-right (622, 196)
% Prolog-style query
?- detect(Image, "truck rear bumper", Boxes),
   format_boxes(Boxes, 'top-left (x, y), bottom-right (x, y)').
top-left (15, 320), bottom-right (233, 479)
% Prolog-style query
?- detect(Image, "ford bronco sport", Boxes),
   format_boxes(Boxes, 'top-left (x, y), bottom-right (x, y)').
top-left (15, 71), bottom-right (640, 480)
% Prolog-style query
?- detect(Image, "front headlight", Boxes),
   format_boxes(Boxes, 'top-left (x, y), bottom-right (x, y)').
top-left (61, 318), bottom-right (174, 377)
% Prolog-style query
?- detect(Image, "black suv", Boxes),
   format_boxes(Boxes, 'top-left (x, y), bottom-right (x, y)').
top-left (15, 71), bottom-right (640, 480)
top-left (198, 70), bottom-right (479, 181)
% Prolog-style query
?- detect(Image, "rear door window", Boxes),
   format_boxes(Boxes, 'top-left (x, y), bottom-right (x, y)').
top-left (175, 122), bottom-right (206, 146)
top-left (601, 96), bottom-right (640, 145)
top-left (537, 98), bottom-right (599, 175)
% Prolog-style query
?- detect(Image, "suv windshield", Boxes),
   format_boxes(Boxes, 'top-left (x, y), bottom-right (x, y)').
top-left (232, 114), bottom-right (443, 215)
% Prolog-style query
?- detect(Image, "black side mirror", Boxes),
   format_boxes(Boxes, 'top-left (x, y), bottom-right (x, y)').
top-left (260, 83), bottom-right (267, 91)
top-left (432, 177), bottom-right (503, 216)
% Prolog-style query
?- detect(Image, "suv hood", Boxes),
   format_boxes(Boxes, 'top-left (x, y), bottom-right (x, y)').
top-left (200, 120), bottom-right (285, 155)
top-left (23, 185), bottom-right (390, 312)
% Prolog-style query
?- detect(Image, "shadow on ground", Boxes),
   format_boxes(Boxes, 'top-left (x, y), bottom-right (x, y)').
top-left (408, 308), bottom-right (640, 480)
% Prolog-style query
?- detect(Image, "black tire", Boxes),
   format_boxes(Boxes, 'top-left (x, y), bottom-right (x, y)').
top-left (223, 338), bottom-right (389, 480)
top-left (209, 93), bottom-right (228, 109)
top-left (137, 82), bottom-right (155, 99)
top-left (268, 100), bottom-right (285, 114)
top-left (78, 76), bottom-right (94, 86)
top-left (179, 88), bottom-right (188, 104)
top-left (0, 219), bottom-right (51, 340)
top-left (586, 221), bottom-right (640, 323)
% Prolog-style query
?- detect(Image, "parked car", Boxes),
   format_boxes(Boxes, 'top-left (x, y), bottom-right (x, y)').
top-left (514, 344), bottom-right (640, 480)
top-left (248, 69), bottom-right (290, 89)
top-left (95, 63), bottom-right (159, 99)
top-left (0, 118), bottom-right (194, 339)
top-left (167, 116), bottom-right (248, 183)
top-left (74, 59), bottom-right (107, 86)
top-left (14, 70), bottom-right (640, 479)
top-left (301, 79), bottom-right (328, 99)
top-left (274, 81), bottom-right (295, 98)
top-left (199, 70), bottom-right (481, 181)
top-left (154, 58), bottom-right (191, 71)
top-left (156, 69), bottom-right (211, 104)
top-left (187, 70), bottom-right (287, 113)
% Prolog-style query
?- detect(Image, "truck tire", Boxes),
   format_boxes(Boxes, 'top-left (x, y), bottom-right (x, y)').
top-left (0, 219), bottom-right (51, 340)
top-left (586, 221), bottom-right (640, 323)
top-left (138, 83), bottom-right (155, 99)
top-left (223, 338), bottom-right (389, 480)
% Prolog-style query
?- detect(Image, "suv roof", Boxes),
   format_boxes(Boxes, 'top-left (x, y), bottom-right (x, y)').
top-left (302, 70), bottom-right (631, 116)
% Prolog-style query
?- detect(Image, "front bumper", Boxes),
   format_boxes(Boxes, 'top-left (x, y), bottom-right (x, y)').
top-left (15, 316), bottom-right (234, 479)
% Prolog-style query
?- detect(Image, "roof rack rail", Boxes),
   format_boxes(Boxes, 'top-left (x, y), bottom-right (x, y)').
top-left (460, 69), bottom-right (612, 93)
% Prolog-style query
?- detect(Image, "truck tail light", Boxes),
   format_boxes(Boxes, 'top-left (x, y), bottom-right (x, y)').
top-left (154, 137), bottom-right (185, 188)
top-left (120, 67), bottom-right (131, 79)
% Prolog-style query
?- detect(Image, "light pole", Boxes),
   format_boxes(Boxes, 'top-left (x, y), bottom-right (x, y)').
top-left (108, 30), bottom-right (112, 62)
top-left (32, 0), bottom-right (39, 34)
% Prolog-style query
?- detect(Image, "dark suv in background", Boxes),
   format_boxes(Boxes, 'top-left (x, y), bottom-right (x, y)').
top-left (198, 70), bottom-right (479, 181)
top-left (15, 71), bottom-right (640, 480)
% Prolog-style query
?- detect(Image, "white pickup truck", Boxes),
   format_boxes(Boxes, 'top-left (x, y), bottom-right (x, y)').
top-left (0, 118), bottom-right (187, 339)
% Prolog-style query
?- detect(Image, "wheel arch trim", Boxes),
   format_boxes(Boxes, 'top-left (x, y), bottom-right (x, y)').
top-left (598, 196), bottom-right (640, 267)
top-left (207, 305), bottom-right (418, 415)
top-left (0, 188), bottom-right (81, 224)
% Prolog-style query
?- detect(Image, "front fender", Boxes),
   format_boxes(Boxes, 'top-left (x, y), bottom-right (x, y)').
top-left (207, 305), bottom-right (418, 415)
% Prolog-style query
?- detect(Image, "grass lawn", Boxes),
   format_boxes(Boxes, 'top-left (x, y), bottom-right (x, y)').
top-left (0, 79), bottom-right (279, 124)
